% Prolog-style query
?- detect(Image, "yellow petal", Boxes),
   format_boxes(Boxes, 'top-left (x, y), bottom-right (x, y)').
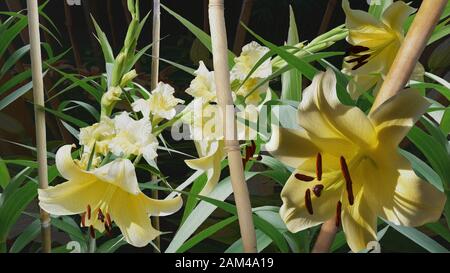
top-left (341, 189), bottom-right (378, 252)
top-left (342, 0), bottom-right (382, 29)
top-left (376, 155), bottom-right (446, 227)
top-left (55, 145), bottom-right (92, 181)
top-left (140, 194), bottom-right (183, 217)
top-left (185, 140), bottom-right (224, 195)
top-left (280, 170), bottom-right (344, 233)
top-left (299, 70), bottom-right (377, 149)
top-left (265, 125), bottom-right (320, 169)
top-left (381, 1), bottom-right (416, 32)
top-left (346, 74), bottom-right (380, 99)
top-left (38, 180), bottom-right (104, 215)
top-left (109, 190), bottom-right (161, 247)
top-left (369, 89), bottom-right (430, 148)
top-left (92, 159), bottom-right (141, 195)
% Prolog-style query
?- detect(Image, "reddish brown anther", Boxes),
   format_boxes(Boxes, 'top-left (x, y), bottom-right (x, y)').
top-left (340, 156), bottom-right (354, 205)
top-left (106, 213), bottom-right (112, 228)
top-left (316, 153), bottom-right (322, 181)
top-left (305, 189), bottom-right (313, 215)
top-left (89, 225), bottom-right (95, 238)
top-left (312, 184), bottom-right (324, 197)
top-left (80, 213), bottom-right (86, 227)
top-left (98, 208), bottom-right (105, 222)
top-left (87, 204), bottom-right (91, 220)
top-left (347, 45), bottom-right (369, 54)
top-left (335, 201), bottom-right (342, 227)
top-left (295, 173), bottom-right (315, 182)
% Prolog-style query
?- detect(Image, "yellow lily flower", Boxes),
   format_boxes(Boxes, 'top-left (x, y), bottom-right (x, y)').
top-left (266, 69), bottom-right (446, 252)
top-left (185, 61), bottom-right (217, 103)
top-left (38, 145), bottom-right (183, 247)
top-left (341, 0), bottom-right (423, 99)
top-left (231, 41), bottom-right (272, 105)
top-left (132, 82), bottom-right (184, 121)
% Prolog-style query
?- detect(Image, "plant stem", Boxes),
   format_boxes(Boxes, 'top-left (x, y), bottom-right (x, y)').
top-left (233, 0), bottom-right (254, 55)
top-left (208, 0), bottom-right (257, 253)
top-left (89, 237), bottom-right (96, 253)
top-left (311, 219), bottom-right (338, 253)
top-left (26, 0), bottom-right (52, 253)
top-left (151, 0), bottom-right (161, 251)
top-left (370, 0), bottom-right (448, 112)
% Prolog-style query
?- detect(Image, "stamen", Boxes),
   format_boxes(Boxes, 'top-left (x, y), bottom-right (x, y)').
top-left (347, 45), bottom-right (369, 54)
top-left (305, 189), bottom-right (313, 215)
top-left (335, 201), bottom-right (342, 227)
top-left (89, 225), bottom-right (95, 238)
top-left (106, 213), bottom-right (112, 228)
top-left (295, 173), bottom-right (315, 182)
top-left (316, 153), bottom-right (322, 181)
top-left (81, 213), bottom-right (86, 227)
top-left (312, 184), bottom-right (324, 197)
top-left (346, 54), bottom-right (370, 63)
top-left (104, 224), bottom-right (112, 236)
top-left (87, 205), bottom-right (91, 220)
top-left (98, 208), bottom-right (105, 222)
top-left (340, 156), bottom-right (354, 205)
top-left (352, 60), bottom-right (369, 70)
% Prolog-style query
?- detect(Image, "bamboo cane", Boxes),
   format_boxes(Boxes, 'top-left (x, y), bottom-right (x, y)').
top-left (317, 0), bottom-right (337, 35)
top-left (150, 0), bottom-right (161, 251)
top-left (26, 0), bottom-right (51, 253)
top-left (208, 0), bottom-right (257, 253)
top-left (312, 0), bottom-right (447, 253)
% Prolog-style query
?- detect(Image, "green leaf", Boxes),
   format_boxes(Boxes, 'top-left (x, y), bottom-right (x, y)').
top-left (91, 15), bottom-right (114, 64)
top-left (385, 221), bottom-right (449, 253)
top-left (225, 229), bottom-right (272, 253)
top-left (9, 219), bottom-right (40, 253)
top-left (0, 44), bottom-right (30, 78)
top-left (0, 158), bottom-right (10, 189)
top-left (425, 222), bottom-right (450, 243)
top-left (0, 80), bottom-right (33, 111)
top-left (97, 235), bottom-right (127, 253)
top-left (161, 3), bottom-right (235, 68)
top-left (0, 182), bottom-right (38, 244)
top-left (281, 6), bottom-right (302, 102)
top-left (177, 216), bottom-right (238, 253)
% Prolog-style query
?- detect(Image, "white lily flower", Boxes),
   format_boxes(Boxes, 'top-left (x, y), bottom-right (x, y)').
top-left (132, 82), bottom-right (184, 121)
top-left (185, 61), bottom-right (217, 103)
top-left (79, 118), bottom-right (116, 155)
top-left (109, 112), bottom-right (159, 166)
top-left (231, 41), bottom-right (272, 81)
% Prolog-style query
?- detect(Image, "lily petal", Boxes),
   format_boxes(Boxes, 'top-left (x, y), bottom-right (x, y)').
top-left (140, 194), bottom-right (183, 216)
top-left (280, 171), bottom-right (343, 233)
top-left (381, 1), bottom-right (415, 32)
top-left (377, 155), bottom-right (446, 227)
top-left (109, 190), bottom-right (160, 247)
top-left (185, 140), bottom-right (224, 195)
top-left (265, 125), bottom-right (320, 169)
top-left (299, 70), bottom-right (377, 149)
top-left (341, 189), bottom-right (378, 252)
top-left (38, 180), bottom-right (103, 215)
top-left (92, 159), bottom-right (141, 195)
top-left (369, 89), bottom-right (430, 148)
top-left (342, 0), bottom-right (382, 29)
top-left (56, 145), bottom-right (92, 181)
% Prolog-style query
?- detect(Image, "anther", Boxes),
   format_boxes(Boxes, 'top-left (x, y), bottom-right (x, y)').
top-left (81, 213), bottom-right (86, 227)
top-left (89, 225), bottom-right (95, 238)
top-left (316, 153), bottom-right (322, 181)
top-left (98, 208), bottom-right (105, 222)
top-left (87, 205), bottom-right (91, 220)
top-left (335, 201), bottom-right (342, 227)
top-left (352, 60), bottom-right (369, 70)
top-left (305, 189), bottom-right (313, 215)
top-left (106, 213), bottom-right (112, 228)
top-left (312, 184), bottom-right (324, 197)
top-left (347, 45), bottom-right (369, 54)
top-left (340, 156), bottom-right (354, 205)
top-left (295, 173), bottom-right (315, 182)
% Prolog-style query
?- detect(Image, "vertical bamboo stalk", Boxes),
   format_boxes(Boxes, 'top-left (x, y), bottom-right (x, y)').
top-left (26, 0), bottom-right (51, 253)
top-left (208, 0), bottom-right (257, 253)
top-left (370, 0), bottom-right (447, 111)
top-left (151, 0), bottom-right (161, 251)
top-left (312, 0), bottom-right (447, 253)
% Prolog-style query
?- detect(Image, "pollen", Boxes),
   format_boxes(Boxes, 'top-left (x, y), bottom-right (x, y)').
top-left (295, 173), bottom-right (315, 182)
top-left (312, 184), bottom-right (324, 197)
top-left (316, 153), bottom-right (322, 181)
top-left (335, 201), bottom-right (342, 227)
